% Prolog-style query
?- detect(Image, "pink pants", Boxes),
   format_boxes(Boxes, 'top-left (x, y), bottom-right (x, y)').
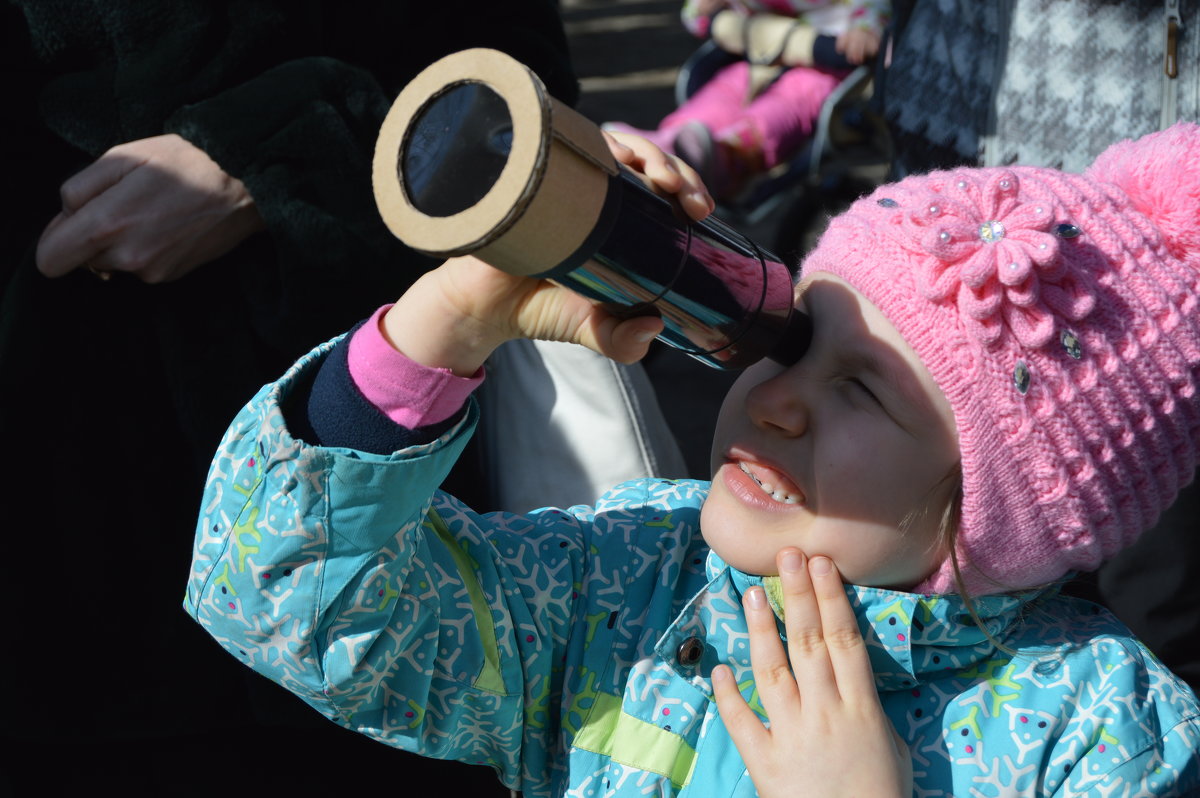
top-left (660, 60), bottom-right (845, 168)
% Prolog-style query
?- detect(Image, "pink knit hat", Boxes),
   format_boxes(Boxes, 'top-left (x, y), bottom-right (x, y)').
top-left (803, 123), bottom-right (1200, 596)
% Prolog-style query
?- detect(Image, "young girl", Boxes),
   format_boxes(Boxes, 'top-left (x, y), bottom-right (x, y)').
top-left (605, 0), bottom-right (889, 200)
top-left (187, 126), bottom-right (1200, 795)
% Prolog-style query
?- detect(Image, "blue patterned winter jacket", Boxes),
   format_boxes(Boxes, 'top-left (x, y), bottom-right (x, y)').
top-left (186, 340), bottom-right (1200, 796)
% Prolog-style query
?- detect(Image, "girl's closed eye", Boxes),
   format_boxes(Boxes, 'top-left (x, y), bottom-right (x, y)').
top-left (840, 374), bottom-right (883, 408)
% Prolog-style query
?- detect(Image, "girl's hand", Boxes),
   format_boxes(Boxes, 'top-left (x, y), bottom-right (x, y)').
top-left (603, 129), bottom-right (715, 221)
top-left (381, 133), bottom-right (712, 376)
top-left (712, 549), bottom-right (913, 798)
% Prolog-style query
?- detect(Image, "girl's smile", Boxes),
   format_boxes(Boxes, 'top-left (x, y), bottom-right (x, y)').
top-left (725, 454), bottom-right (806, 508)
top-left (701, 273), bottom-right (961, 589)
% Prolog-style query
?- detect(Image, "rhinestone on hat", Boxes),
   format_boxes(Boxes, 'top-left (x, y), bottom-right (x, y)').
top-left (979, 220), bottom-right (1006, 243)
top-left (1061, 330), bottom-right (1082, 359)
top-left (878, 198), bottom-right (898, 208)
top-left (1055, 223), bottom-right (1082, 239)
top-left (1013, 360), bottom-right (1031, 394)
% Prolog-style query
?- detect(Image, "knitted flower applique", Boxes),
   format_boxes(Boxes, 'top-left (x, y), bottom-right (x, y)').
top-left (899, 170), bottom-right (1095, 348)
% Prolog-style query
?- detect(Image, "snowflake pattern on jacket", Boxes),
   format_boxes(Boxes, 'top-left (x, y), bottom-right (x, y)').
top-left (187, 339), bottom-right (1200, 796)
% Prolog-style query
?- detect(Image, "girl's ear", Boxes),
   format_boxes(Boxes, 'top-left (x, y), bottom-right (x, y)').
top-left (1086, 122), bottom-right (1200, 260)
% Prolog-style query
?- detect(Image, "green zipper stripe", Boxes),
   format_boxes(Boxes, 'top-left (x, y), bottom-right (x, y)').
top-left (572, 691), bottom-right (697, 788)
top-left (425, 511), bottom-right (506, 694)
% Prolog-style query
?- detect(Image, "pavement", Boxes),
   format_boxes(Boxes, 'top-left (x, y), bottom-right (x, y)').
top-left (561, 0), bottom-right (696, 130)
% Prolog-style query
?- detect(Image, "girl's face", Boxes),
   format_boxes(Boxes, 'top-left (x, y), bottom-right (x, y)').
top-left (702, 273), bottom-right (960, 588)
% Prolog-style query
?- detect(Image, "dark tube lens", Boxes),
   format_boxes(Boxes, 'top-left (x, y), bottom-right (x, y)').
top-left (767, 311), bottom-right (813, 366)
top-left (402, 82), bottom-right (513, 217)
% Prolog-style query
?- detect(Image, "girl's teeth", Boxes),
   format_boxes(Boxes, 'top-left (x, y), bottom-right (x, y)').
top-left (738, 463), bottom-right (802, 504)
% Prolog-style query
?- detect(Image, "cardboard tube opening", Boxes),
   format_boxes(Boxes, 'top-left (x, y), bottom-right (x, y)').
top-left (373, 48), bottom-right (615, 276)
top-left (401, 81), bottom-right (513, 218)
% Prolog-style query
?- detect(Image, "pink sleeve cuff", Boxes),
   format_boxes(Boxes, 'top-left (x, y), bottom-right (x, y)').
top-left (347, 305), bottom-right (484, 428)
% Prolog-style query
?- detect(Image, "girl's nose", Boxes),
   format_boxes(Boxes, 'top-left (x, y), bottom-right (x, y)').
top-left (745, 366), bottom-right (809, 437)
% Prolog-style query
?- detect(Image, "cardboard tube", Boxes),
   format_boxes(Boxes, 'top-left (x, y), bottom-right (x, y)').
top-left (372, 48), bottom-right (810, 369)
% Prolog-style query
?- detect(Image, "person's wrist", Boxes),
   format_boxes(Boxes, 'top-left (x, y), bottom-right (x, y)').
top-left (230, 194), bottom-right (266, 237)
top-left (381, 270), bottom-right (509, 376)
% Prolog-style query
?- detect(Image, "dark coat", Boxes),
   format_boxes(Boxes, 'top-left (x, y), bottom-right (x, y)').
top-left (0, 1), bottom-right (575, 791)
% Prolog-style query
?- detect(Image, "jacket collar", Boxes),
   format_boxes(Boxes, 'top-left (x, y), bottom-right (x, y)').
top-left (710, 553), bottom-right (1055, 691)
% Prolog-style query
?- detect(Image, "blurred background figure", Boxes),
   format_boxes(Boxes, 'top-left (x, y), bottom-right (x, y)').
top-left (881, 0), bottom-right (1197, 175)
top-left (605, 0), bottom-right (889, 202)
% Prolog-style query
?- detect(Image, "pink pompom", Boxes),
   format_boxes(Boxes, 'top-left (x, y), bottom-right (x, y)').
top-left (1087, 122), bottom-right (1200, 259)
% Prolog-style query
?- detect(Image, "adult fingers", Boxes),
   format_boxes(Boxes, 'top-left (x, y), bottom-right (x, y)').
top-left (35, 206), bottom-right (111, 278)
top-left (58, 147), bottom-right (142, 214)
top-left (36, 149), bottom-right (144, 277)
top-left (807, 556), bottom-right (876, 702)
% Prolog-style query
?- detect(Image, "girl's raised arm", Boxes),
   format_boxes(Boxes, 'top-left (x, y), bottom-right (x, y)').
top-left (379, 132), bottom-right (713, 378)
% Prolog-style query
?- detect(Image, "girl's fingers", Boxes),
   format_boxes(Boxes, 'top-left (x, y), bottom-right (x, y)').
top-left (777, 549), bottom-right (839, 701)
top-left (806, 556), bottom-right (876, 702)
top-left (712, 664), bottom-right (771, 751)
top-left (743, 585), bottom-right (803, 721)
top-left (603, 130), bottom-right (714, 220)
top-left (601, 314), bottom-right (665, 363)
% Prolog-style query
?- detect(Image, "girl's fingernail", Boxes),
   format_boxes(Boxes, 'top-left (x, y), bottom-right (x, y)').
top-left (688, 189), bottom-right (708, 206)
top-left (635, 329), bottom-right (657, 343)
top-left (746, 586), bottom-right (766, 608)
top-left (780, 549), bottom-right (804, 574)
top-left (809, 556), bottom-right (832, 576)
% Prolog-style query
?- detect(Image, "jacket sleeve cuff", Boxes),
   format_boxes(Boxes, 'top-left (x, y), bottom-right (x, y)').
top-left (299, 321), bottom-right (475, 455)
top-left (347, 304), bottom-right (485, 428)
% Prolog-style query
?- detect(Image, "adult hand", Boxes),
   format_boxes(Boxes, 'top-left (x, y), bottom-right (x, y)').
top-left (37, 134), bottom-right (264, 283)
top-left (381, 132), bottom-right (712, 376)
top-left (835, 27), bottom-right (881, 65)
top-left (712, 549), bottom-right (913, 798)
